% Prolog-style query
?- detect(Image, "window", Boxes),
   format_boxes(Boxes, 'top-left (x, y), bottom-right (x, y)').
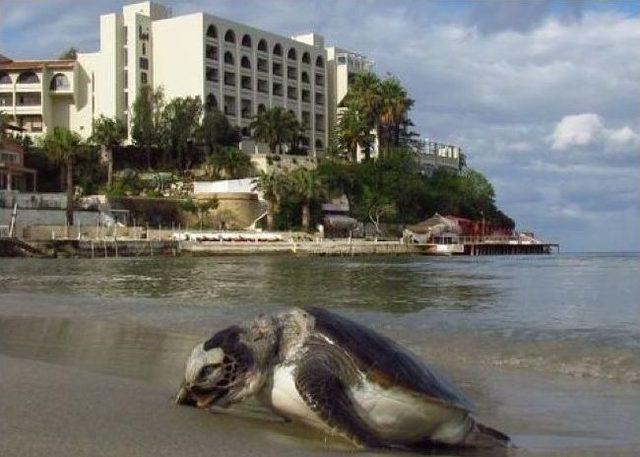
top-left (224, 29), bottom-right (236, 43)
top-left (49, 73), bottom-right (70, 91)
top-left (224, 95), bottom-right (236, 115)
top-left (124, 70), bottom-right (128, 89)
top-left (287, 66), bottom-right (297, 79)
top-left (124, 91), bottom-right (128, 107)
top-left (224, 72), bottom-right (236, 86)
top-left (272, 62), bottom-right (282, 76)
top-left (142, 42), bottom-right (147, 56)
top-left (257, 103), bottom-right (266, 113)
top-left (206, 94), bottom-right (218, 110)
top-left (241, 56), bottom-right (251, 69)
top-left (302, 52), bottom-right (311, 64)
top-left (315, 113), bottom-right (325, 131)
top-left (273, 43), bottom-right (282, 56)
top-left (124, 48), bottom-right (128, 65)
top-left (257, 79), bottom-right (268, 93)
top-left (207, 24), bottom-right (217, 38)
top-left (141, 72), bottom-right (148, 84)
top-left (0, 93), bottom-right (12, 106)
top-left (302, 111), bottom-right (310, 128)
top-left (123, 26), bottom-right (128, 44)
top-left (287, 48), bottom-right (297, 61)
top-left (287, 86), bottom-right (297, 100)
top-left (315, 92), bottom-right (324, 105)
top-left (257, 39), bottom-right (268, 52)
top-left (272, 82), bottom-right (283, 97)
top-left (16, 92), bottom-right (41, 106)
top-left (315, 138), bottom-right (324, 149)
top-left (139, 57), bottom-right (149, 70)
top-left (301, 71), bottom-right (310, 84)
top-left (241, 99), bottom-right (252, 119)
top-left (241, 75), bottom-right (252, 90)
top-left (337, 56), bottom-right (346, 64)
top-left (301, 89), bottom-right (310, 103)
top-left (257, 57), bottom-right (268, 73)
top-left (241, 34), bottom-right (252, 47)
top-left (206, 67), bottom-right (219, 82)
top-left (315, 56), bottom-right (324, 68)
top-left (17, 71), bottom-right (39, 84)
top-left (18, 115), bottom-right (43, 132)
top-left (315, 73), bottom-right (324, 86)
top-left (0, 72), bottom-right (11, 84)
top-left (224, 51), bottom-right (234, 65)
top-left (206, 45), bottom-right (218, 60)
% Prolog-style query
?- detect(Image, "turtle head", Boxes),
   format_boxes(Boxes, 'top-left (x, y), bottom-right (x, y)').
top-left (176, 318), bottom-right (279, 409)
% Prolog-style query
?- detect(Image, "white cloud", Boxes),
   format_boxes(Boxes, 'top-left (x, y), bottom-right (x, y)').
top-left (550, 113), bottom-right (640, 151)
top-left (550, 113), bottom-right (603, 150)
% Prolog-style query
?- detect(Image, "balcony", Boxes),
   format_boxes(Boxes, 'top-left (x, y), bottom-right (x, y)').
top-left (16, 92), bottom-right (42, 107)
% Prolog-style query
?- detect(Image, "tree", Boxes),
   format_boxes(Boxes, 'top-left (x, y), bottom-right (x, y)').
top-left (289, 168), bottom-right (325, 231)
top-left (200, 108), bottom-right (240, 155)
top-left (159, 96), bottom-right (202, 170)
top-left (0, 110), bottom-right (11, 141)
top-left (90, 115), bottom-right (127, 187)
top-left (336, 109), bottom-right (373, 162)
top-left (58, 47), bottom-right (78, 60)
top-left (207, 146), bottom-right (255, 179)
top-left (360, 186), bottom-right (396, 237)
top-left (41, 127), bottom-right (83, 226)
top-left (131, 85), bottom-right (165, 169)
top-left (378, 76), bottom-right (413, 152)
top-left (253, 170), bottom-right (281, 230)
top-left (249, 107), bottom-right (300, 154)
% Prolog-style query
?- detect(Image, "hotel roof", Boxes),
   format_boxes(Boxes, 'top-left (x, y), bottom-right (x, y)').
top-left (0, 60), bottom-right (76, 71)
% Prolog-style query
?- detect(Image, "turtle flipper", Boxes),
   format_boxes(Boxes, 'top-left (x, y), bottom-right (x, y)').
top-left (294, 352), bottom-right (384, 449)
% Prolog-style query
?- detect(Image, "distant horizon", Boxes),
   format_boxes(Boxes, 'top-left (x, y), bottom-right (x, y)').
top-left (1, 0), bottom-right (638, 251)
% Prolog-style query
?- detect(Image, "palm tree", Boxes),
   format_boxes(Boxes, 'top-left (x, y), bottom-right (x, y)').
top-left (289, 168), bottom-right (325, 231)
top-left (249, 107), bottom-right (300, 154)
top-left (336, 109), bottom-right (374, 162)
top-left (90, 115), bottom-right (127, 187)
top-left (341, 72), bottom-right (381, 160)
top-left (379, 77), bottom-right (413, 153)
top-left (41, 127), bottom-right (83, 226)
top-left (254, 170), bottom-right (282, 230)
top-left (209, 146), bottom-right (255, 179)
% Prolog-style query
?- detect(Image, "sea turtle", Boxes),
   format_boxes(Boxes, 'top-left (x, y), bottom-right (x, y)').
top-left (175, 307), bottom-right (511, 450)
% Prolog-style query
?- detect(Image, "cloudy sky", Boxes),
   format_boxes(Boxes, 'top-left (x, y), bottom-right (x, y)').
top-left (1, 0), bottom-right (639, 251)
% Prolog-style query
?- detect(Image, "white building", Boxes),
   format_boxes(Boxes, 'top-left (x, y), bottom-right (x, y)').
top-left (0, 1), bottom-right (376, 158)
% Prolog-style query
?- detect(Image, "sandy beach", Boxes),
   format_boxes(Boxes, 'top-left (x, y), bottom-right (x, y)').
top-left (1, 255), bottom-right (639, 456)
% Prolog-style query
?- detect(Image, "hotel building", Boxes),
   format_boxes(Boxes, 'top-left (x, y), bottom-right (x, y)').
top-left (0, 1), bottom-right (375, 158)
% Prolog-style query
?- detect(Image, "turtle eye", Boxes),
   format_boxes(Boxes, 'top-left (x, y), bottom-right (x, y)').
top-left (198, 363), bottom-right (221, 380)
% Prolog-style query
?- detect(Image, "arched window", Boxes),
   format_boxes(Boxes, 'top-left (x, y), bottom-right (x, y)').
top-left (0, 72), bottom-right (11, 84)
top-left (241, 34), bottom-right (252, 47)
top-left (287, 47), bottom-right (297, 61)
top-left (17, 71), bottom-right (40, 84)
top-left (257, 39), bottom-right (268, 52)
top-left (206, 94), bottom-right (218, 110)
top-left (240, 56), bottom-right (251, 69)
top-left (315, 139), bottom-right (323, 148)
top-left (224, 51), bottom-right (235, 65)
top-left (302, 52), bottom-right (311, 64)
top-left (49, 73), bottom-right (70, 91)
top-left (206, 24), bottom-right (217, 38)
top-left (273, 43), bottom-right (282, 56)
top-left (257, 103), bottom-right (266, 114)
top-left (301, 71), bottom-right (310, 84)
top-left (224, 29), bottom-right (236, 43)
top-left (315, 56), bottom-right (324, 68)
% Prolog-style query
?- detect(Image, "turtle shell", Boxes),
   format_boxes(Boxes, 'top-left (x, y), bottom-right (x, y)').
top-left (305, 307), bottom-right (474, 411)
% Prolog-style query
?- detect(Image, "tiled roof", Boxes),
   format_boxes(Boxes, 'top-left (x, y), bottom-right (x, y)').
top-left (0, 59), bottom-right (75, 71)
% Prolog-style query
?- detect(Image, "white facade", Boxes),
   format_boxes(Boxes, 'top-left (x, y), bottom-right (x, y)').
top-left (0, 1), bottom-right (374, 159)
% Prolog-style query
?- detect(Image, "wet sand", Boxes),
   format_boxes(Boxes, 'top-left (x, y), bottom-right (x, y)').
top-left (1, 314), bottom-right (639, 457)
